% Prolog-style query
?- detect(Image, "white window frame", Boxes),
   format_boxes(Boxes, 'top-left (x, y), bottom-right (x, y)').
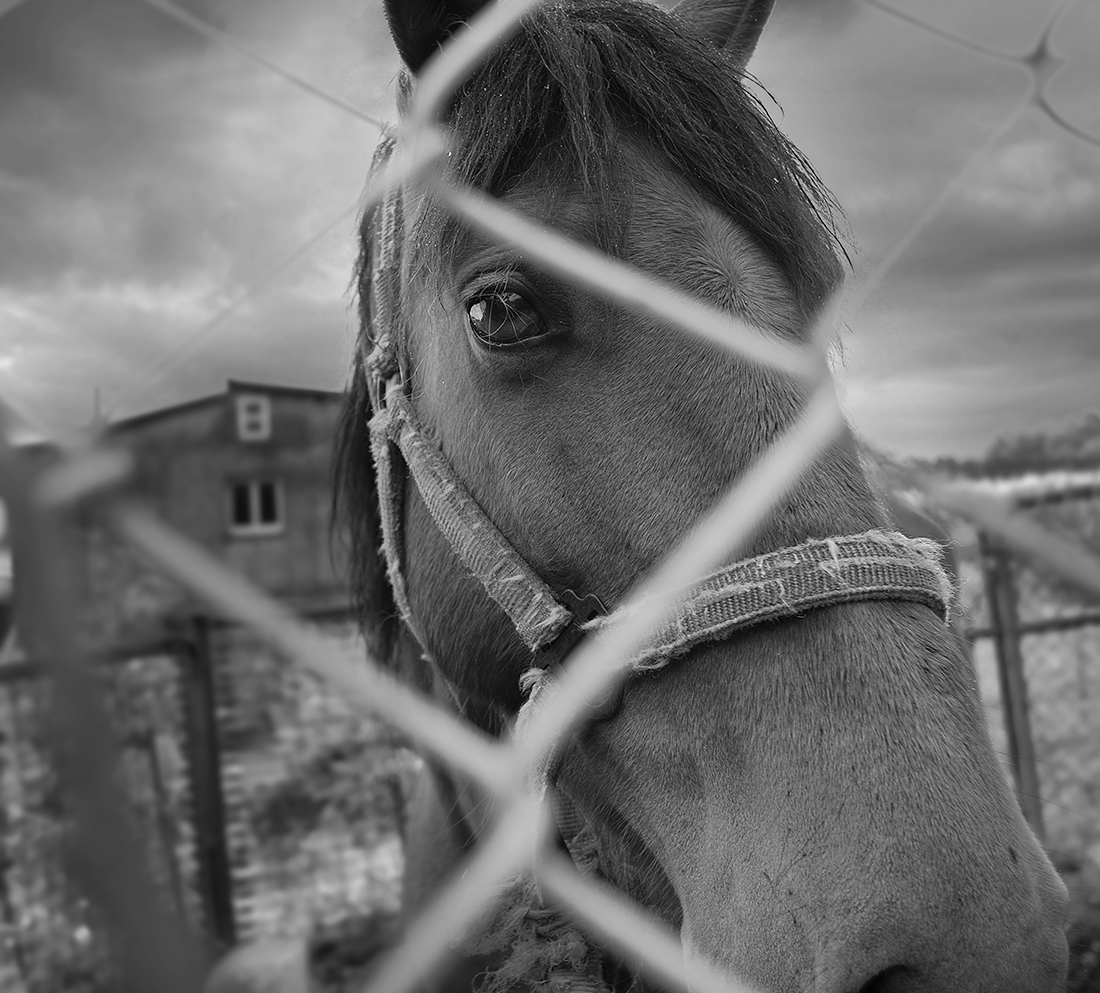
top-left (227, 479), bottom-right (284, 537)
top-left (236, 395), bottom-right (272, 442)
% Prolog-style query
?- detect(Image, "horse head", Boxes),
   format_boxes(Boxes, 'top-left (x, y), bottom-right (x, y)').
top-left (336, 1), bottom-right (1068, 989)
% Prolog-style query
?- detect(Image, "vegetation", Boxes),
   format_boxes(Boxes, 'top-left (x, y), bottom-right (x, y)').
top-left (909, 411), bottom-right (1100, 479)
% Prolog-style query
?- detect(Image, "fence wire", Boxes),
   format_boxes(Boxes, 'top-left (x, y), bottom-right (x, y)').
top-left (1, 0), bottom-right (1099, 992)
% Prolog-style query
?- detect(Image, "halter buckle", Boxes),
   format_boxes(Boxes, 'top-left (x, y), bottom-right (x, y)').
top-left (533, 590), bottom-right (606, 670)
top-left (534, 590), bottom-right (624, 721)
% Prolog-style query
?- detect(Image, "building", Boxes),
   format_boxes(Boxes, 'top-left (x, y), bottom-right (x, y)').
top-left (12, 380), bottom-right (351, 648)
top-left (1, 382), bottom-right (409, 962)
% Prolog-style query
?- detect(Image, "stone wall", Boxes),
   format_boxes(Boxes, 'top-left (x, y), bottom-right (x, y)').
top-left (206, 618), bottom-right (414, 945)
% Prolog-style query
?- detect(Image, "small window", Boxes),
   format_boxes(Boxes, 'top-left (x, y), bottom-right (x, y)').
top-left (236, 395), bottom-right (271, 442)
top-left (227, 480), bottom-right (284, 536)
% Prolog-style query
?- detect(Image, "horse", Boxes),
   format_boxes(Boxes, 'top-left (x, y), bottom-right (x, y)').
top-left (333, 0), bottom-right (1069, 989)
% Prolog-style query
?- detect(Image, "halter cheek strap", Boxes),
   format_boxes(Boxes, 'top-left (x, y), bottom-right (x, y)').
top-left (364, 154), bottom-right (581, 658)
top-left (371, 382), bottom-right (573, 651)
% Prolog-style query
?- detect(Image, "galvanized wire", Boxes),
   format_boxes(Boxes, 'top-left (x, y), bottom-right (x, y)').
top-left (3, 2), bottom-right (1099, 992)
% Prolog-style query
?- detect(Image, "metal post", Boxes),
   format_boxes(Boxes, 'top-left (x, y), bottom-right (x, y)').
top-left (978, 531), bottom-right (1045, 842)
top-left (0, 852), bottom-right (31, 993)
top-left (0, 435), bottom-right (203, 993)
top-left (142, 731), bottom-right (187, 922)
top-left (177, 617), bottom-right (236, 952)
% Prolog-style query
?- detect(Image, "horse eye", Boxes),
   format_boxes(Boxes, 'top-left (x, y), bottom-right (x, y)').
top-left (466, 290), bottom-right (546, 347)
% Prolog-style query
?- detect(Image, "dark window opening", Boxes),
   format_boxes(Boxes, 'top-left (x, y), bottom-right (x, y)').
top-left (232, 484), bottom-right (251, 526)
top-left (258, 482), bottom-right (278, 524)
top-left (227, 480), bottom-right (283, 535)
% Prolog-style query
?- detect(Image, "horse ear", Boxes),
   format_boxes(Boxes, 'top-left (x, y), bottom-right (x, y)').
top-left (384, 0), bottom-right (495, 73)
top-left (671, 0), bottom-right (776, 65)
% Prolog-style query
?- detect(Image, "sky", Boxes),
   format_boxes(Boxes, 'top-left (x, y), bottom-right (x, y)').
top-left (0, 0), bottom-right (1097, 458)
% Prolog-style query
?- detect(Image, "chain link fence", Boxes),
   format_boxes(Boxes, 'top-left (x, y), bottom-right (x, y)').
top-left (1, 1), bottom-right (1099, 992)
top-left (0, 611), bottom-right (416, 990)
top-left (960, 481), bottom-right (1100, 862)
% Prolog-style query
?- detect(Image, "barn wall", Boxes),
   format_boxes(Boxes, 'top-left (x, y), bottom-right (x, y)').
top-left (68, 386), bottom-right (350, 644)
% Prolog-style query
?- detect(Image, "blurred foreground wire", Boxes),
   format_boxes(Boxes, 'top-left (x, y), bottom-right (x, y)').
top-left (2, 1), bottom-right (1099, 991)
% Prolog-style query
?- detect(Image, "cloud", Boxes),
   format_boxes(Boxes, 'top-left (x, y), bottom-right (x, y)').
top-left (771, 0), bottom-right (861, 35)
top-left (839, 264), bottom-right (1100, 458)
top-left (0, 226), bottom-right (359, 432)
top-left (0, 0), bottom-right (386, 289)
top-left (960, 138), bottom-right (1100, 221)
top-left (841, 342), bottom-right (1100, 459)
top-left (876, 188), bottom-right (1100, 305)
top-left (0, 1), bottom-right (210, 288)
top-left (753, 2), bottom-right (1030, 264)
top-left (0, 0), bottom-right (395, 428)
top-left (2, 0), bottom-right (1097, 465)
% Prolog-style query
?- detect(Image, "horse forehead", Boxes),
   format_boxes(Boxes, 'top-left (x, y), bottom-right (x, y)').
top-left (470, 151), bottom-right (776, 277)
top-left (522, 153), bottom-right (745, 234)
top-left (620, 154), bottom-right (794, 313)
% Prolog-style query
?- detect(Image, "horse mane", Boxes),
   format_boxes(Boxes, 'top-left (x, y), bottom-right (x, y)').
top-left (335, 0), bottom-right (848, 663)
top-left (333, 134), bottom-right (401, 663)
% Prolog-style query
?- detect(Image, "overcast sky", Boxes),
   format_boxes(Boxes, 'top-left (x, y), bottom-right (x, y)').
top-left (0, 0), bottom-right (1097, 457)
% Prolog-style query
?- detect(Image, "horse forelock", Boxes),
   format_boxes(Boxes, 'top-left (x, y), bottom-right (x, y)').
top-left (415, 0), bottom-right (845, 315)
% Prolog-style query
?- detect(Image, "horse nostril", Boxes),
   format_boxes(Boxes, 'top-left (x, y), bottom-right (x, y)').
top-left (854, 965), bottom-right (912, 993)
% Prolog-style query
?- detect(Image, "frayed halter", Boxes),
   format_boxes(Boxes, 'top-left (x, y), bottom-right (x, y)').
top-left (360, 140), bottom-right (954, 992)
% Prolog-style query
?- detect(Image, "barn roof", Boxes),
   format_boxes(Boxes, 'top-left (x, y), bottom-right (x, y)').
top-left (106, 379), bottom-right (342, 433)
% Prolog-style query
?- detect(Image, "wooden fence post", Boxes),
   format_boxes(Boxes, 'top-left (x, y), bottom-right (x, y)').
top-left (978, 531), bottom-right (1045, 842)
top-left (177, 617), bottom-right (236, 952)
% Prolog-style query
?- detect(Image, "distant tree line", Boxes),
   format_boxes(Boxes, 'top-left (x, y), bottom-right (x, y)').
top-left (912, 412), bottom-right (1100, 479)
